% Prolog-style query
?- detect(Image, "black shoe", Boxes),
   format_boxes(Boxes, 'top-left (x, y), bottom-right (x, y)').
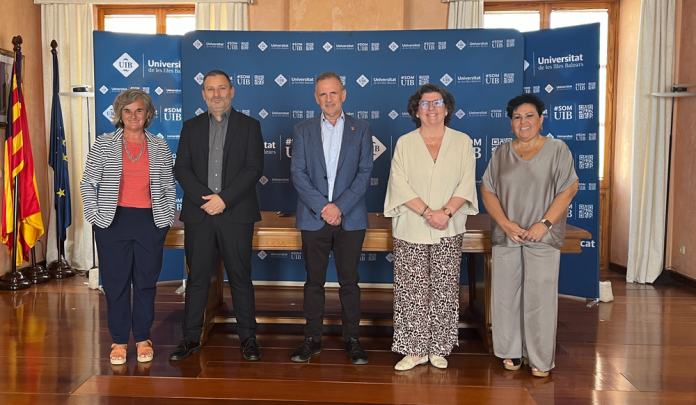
top-left (241, 337), bottom-right (262, 361)
top-left (345, 337), bottom-right (369, 365)
top-left (169, 339), bottom-right (201, 361)
top-left (290, 336), bottom-right (321, 362)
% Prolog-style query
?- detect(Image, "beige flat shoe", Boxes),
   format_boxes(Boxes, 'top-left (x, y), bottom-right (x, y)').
top-left (428, 354), bottom-right (448, 369)
top-left (395, 355), bottom-right (428, 371)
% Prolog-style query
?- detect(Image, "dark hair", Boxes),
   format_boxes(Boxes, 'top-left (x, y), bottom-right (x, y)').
top-left (202, 70), bottom-right (232, 87)
top-left (315, 71), bottom-right (344, 90)
top-left (111, 89), bottom-right (155, 129)
top-left (506, 93), bottom-right (545, 118)
top-left (406, 84), bottom-right (455, 128)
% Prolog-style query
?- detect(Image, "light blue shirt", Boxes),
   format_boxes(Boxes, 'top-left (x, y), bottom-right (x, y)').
top-left (321, 112), bottom-right (344, 201)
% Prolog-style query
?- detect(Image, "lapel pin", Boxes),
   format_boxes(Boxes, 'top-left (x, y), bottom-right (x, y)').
top-left (351, 126), bottom-right (355, 130)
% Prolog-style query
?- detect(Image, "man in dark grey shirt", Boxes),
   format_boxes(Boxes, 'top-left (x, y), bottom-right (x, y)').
top-left (171, 70), bottom-right (265, 362)
top-left (207, 105), bottom-right (229, 193)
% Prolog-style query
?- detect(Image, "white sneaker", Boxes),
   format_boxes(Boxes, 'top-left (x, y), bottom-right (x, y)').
top-left (428, 354), bottom-right (448, 369)
top-left (394, 355), bottom-right (428, 371)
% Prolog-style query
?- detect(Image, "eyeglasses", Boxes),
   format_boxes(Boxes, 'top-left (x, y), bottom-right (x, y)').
top-left (419, 99), bottom-right (444, 109)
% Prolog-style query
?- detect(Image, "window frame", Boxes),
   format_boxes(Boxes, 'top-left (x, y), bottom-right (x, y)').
top-left (484, 1), bottom-right (619, 271)
top-left (96, 5), bottom-right (195, 34)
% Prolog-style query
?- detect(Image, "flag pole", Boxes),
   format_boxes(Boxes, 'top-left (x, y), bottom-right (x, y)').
top-left (47, 40), bottom-right (75, 279)
top-left (0, 36), bottom-right (32, 291)
top-left (21, 246), bottom-right (51, 284)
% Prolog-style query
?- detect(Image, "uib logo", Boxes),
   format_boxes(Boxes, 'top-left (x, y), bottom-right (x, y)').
top-left (113, 53), bottom-right (139, 78)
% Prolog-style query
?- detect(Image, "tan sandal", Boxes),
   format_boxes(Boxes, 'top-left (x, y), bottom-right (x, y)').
top-left (136, 340), bottom-right (154, 363)
top-left (531, 366), bottom-right (550, 378)
top-left (503, 357), bottom-right (528, 371)
top-left (110, 343), bottom-right (127, 365)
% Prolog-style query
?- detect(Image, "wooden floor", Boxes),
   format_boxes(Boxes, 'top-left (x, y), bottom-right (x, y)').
top-left (2, 268), bottom-right (696, 404)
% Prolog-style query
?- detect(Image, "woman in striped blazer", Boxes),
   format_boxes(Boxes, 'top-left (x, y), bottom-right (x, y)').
top-left (80, 89), bottom-right (176, 365)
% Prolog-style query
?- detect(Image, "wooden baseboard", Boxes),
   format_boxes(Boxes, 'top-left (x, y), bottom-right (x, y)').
top-left (665, 270), bottom-right (696, 291)
top-left (608, 262), bottom-right (627, 275)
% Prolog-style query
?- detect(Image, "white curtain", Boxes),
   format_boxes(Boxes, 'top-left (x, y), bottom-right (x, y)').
top-left (627, 0), bottom-right (676, 284)
top-left (196, 2), bottom-right (249, 30)
top-left (41, 4), bottom-right (95, 270)
top-left (444, 0), bottom-right (484, 29)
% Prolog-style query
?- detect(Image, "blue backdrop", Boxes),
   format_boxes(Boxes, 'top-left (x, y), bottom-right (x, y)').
top-left (92, 26), bottom-right (599, 297)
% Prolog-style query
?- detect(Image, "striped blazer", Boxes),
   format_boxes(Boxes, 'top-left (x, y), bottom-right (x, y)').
top-left (80, 129), bottom-right (176, 229)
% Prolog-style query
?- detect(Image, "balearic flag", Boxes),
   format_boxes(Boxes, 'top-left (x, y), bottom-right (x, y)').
top-left (48, 47), bottom-right (71, 241)
top-left (1, 48), bottom-right (44, 265)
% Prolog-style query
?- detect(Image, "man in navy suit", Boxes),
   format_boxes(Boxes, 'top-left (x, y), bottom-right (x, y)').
top-left (290, 72), bottom-right (373, 365)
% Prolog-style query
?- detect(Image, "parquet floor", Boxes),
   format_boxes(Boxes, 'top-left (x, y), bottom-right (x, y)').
top-left (1, 268), bottom-right (696, 404)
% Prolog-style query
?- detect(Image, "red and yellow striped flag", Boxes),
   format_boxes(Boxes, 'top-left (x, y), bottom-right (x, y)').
top-left (1, 50), bottom-right (44, 265)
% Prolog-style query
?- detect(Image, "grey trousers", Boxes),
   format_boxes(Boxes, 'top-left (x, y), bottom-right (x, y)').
top-left (491, 243), bottom-right (561, 372)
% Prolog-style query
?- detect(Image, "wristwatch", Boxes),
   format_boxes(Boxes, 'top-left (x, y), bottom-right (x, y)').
top-left (443, 207), bottom-right (453, 218)
top-left (541, 219), bottom-right (553, 230)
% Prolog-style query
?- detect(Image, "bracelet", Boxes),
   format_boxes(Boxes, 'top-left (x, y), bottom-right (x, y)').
top-left (419, 205), bottom-right (429, 217)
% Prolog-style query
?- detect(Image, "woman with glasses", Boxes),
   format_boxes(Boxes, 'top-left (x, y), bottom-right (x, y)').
top-left (384, 84), bottom-right (478, 370)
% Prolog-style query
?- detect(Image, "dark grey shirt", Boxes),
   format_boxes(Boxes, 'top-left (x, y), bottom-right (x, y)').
top-left (207, 106), bottom-right (232, 193)
top-left (482, 138), bottom-right (578, 249)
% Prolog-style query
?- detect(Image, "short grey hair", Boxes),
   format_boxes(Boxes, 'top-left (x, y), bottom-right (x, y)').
top-left (316, 71), bottom-right (344, 91)
top-left (111, 89), bottom-right (155, 129)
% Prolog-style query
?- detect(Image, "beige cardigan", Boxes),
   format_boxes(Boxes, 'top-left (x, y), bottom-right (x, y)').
top-left (384, 127), bottom-right (479, 244)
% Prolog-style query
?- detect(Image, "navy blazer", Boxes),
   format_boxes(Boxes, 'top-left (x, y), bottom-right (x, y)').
top-left (174, 108), bottom-right (264, 224)
top-left (291, 113), bottom-right (373, 231)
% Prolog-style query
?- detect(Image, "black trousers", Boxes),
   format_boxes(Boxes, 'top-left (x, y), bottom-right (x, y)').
top-left (94, 207), bottom-right (169, 344)
top-left (301, 223), bottom-right (366, 340)
top-left (182, 216), bottom-right (256, 342)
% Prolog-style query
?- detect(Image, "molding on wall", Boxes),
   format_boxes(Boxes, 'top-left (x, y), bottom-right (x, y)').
top-left (608, 261), bottom-right (627, 275)
top-left (666, 270), bottom-right (696, 291)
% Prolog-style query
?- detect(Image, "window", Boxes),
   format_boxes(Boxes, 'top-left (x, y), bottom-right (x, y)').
top-left (97, 5), bottom-right (196, 35)
top-left (484, 11), bottom-right (541, 33)
top-left (484, 2), bottom-right (617, 185)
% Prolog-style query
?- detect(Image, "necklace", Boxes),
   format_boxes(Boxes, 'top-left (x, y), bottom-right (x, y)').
top-left (123, 136), bottom-right (146, 162)
top-left (515, 136), bottom-right (543, 159)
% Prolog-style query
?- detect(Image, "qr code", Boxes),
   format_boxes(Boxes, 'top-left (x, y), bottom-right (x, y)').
top-left (506, 39), bottom-right (515, 47)
top-left (142, 87), bottom-right (150, 94)
top-left (306, 110), bottom-right (315, 119)
top-left (579, 204), bottom-right (593, 219)
top-left (254, 75), bottom-right (264, 85)
top-left (419, 75), bottom-right (429, 85)
top-left (533, 86), bottom-right (540, 93)
top-left (504, 73), bottom-right (514, 84)
top-left (579, 155), bottom-right (594, 169)
top-left (588, 82), bottom-right (596, 90)
top-left (370, 178), bottom-right (379, 186)
top-left (589, 133), bottom-right (597, 141)
top-left (589, 183), bottom-right (597, 191)
top-left (371, 111), bottom-right (379, 119)
top-left (438, 41), bottom-right (446, 50)
top-left (241, 42), bottom-right (249, 50)
top-left (371, 43), bottom-right (379, 51)
top-left (306, 43), bottom-right (314, 51)
top-left (579, 104), bottom-right (593, 119)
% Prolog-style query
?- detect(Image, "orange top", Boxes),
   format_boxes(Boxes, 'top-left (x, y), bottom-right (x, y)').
top-left (117, 140), bottom-right (152, 208)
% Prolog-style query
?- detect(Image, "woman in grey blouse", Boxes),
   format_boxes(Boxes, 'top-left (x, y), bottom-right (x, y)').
top-left (481, 94), bottom-right (578, 378)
